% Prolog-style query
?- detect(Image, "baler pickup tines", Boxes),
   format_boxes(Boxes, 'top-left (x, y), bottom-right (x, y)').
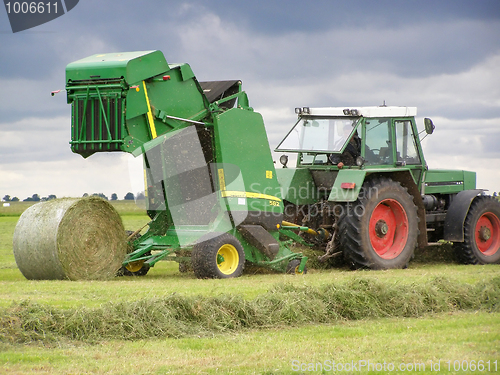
top-left (123, 244), bottom-right (172, 268)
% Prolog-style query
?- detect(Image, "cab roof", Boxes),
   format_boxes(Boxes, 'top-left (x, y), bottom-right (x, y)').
top-left (298, 106), bottom-right (417, 118)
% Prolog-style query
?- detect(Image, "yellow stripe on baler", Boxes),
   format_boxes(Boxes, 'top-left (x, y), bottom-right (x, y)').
top-left (221, 191), bottom-right (282, 202)
top-left (142, 81), bottom-right (157, 139)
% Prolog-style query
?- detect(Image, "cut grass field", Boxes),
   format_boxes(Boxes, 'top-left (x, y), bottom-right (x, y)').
top-left (1, 200), bottom-right (499, 374)
top-left (1, 312), bottom-right (498, 374)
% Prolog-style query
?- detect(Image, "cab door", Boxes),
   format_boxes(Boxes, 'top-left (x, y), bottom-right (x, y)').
top-left (393, 118), bottom-right (425, 186)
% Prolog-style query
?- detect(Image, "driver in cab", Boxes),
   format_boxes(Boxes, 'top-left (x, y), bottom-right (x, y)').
top-left (329, 123), bottom-right (361, 167)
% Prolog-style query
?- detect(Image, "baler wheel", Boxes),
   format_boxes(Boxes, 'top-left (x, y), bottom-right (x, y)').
top-left (192, 233), bottom-right (245, 279)
top-left (286, 259), bottom-right (307, 275)
top-left (454, 196), bottom-right (500, 264)
top-left (339, 177), bottom-right (418, 269)
top-left (118, 231), bottom-right (150, 276)
top-left (121, 260), bottom-right (150, 276)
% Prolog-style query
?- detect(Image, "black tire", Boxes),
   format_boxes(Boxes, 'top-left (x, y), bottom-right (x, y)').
top-left (119, 231), bottom-right (150, 277)
top-left (120, 261), bottom-right (150, 276)
top-left (454, 196), bottom-right (500, 264)
top-left (191, 233), bottom-right (245, 279)
top-left (339, 177), bottom-right (418, 269)
top-left (286, 259), bottom-right (307, 275)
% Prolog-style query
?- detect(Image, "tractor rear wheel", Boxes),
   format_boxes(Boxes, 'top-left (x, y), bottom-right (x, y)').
top-left (192, 233), bottom-right (245, 279)
top-left (454, 196), bottom-right (500, 264)
top-left (339, 177), bottom-right (418, 269)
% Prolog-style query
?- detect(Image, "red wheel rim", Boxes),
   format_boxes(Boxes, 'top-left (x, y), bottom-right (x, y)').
top-left (369, 199), bottom-right (409, 259)
top-left (474, 212), bottom-right (500, 256)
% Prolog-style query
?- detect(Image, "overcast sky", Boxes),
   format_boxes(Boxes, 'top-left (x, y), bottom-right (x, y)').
top-left (1, 0), bottom-right (499, 200)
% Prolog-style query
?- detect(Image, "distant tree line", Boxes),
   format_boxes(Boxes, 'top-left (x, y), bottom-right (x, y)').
top-left (2, 195), bottom-right (19, 202)
top-left (81, 192), bottom-right (145, 201)
top-left (2, 194), bottom-right (56, 202)
top-left (2, 191), bottom-right (146, 202)
top-left (124, 192), bottom-right (145, 200)
top-left (2, 191), bottom-right (499, 204)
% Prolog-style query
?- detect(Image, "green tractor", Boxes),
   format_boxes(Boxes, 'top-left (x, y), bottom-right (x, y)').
top-left (275, 106), bottom-right (500, 269)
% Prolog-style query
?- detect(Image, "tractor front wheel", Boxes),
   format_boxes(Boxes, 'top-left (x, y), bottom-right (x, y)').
top-left (192, 233), bottom-right (245, 279)
top-left (454, 196), bottom-right (500, 264)
top-left (339, 177), bottom-right (418, 269)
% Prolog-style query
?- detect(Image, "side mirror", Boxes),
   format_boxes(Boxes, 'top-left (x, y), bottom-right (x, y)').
top-left (424, 118), bottom-right (435, 134)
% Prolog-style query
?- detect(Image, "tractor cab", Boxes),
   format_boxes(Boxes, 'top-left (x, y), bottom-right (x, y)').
top-left (276, 106), bottom-right (428, 171)
top-left (276, 106), bottom-right (431, 199)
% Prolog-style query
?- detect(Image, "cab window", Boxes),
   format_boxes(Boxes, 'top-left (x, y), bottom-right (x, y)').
top-left (300, 153), bottom-right (328, 165)
top-left (395, 120), bottom-right (420, 165)
top-left (364, 118), bottom-right (393, 165)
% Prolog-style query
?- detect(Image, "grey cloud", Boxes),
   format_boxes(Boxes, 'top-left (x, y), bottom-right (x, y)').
top-left (1, 0), bottom-right (499, 81)
top-left (0, 117), bottom-right (71, 164)
top-left (479, 132), bottom-right (500, 157)
top-left (1, 0), bottom-right (500, 197)
top-left (193, 0), bottom-right (500, 34)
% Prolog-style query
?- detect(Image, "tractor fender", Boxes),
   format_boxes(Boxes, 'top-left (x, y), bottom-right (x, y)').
top-left (328, 169), bottom-right (367, 202)
top-left (443, 189), bottom-right (485, 242)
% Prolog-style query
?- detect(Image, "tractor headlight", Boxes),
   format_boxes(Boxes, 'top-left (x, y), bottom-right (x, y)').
top-left (302, 107), bottom-right (310, 114)
top-left (356, 156), bottom-right (365, 167)
top-left (280, 154), bottom-right (289, 168)
top-left (295, 107), bottom-right (302, 115)
top-left (342, 109), bottom-right (360, 116)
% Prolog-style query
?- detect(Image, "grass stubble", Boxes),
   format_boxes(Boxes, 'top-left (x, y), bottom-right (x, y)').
top-left (0, 201), bottom-right (499, 374)
top-left (1, 275), bottom-right (499, 345)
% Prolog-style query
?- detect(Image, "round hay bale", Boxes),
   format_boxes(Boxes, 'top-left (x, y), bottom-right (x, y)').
top-left (13, 197), bottom-right (127, 280)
